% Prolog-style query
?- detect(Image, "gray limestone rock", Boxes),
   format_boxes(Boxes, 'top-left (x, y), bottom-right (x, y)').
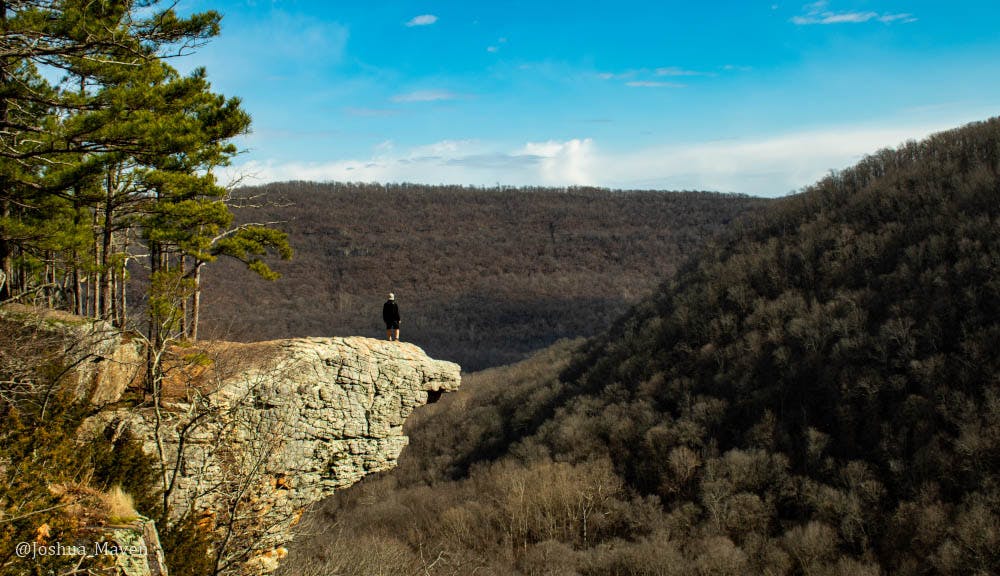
top-left (83, 337), bottom-right (460, 569)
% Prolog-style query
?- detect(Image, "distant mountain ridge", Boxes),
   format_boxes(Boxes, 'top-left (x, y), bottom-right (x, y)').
top-left (198, 184), bottom-right (766, 370)
top-left (281, 118), bottom-right (1000, 575)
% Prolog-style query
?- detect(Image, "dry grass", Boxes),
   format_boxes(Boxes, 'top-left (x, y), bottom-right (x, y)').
top-left (159, 340), bottom-right (283, 401)
top-left (101, 485), bottom-right (138, 524)
top-left (47, 483), bottom-right (138, 525)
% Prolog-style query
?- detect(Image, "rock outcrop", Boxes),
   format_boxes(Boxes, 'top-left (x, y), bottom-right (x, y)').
top-left (83, 517), bottom-right (169, 576)
top-left (85, 336), bottom-right (461, 567)
top-left (0, 304), bottom-right (143, 405)
top-left (1, 305), bottom-right (461, 572)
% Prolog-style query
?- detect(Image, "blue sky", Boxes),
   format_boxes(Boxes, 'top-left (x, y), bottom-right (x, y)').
top-left (174, 1), bottom-right (1000, 196)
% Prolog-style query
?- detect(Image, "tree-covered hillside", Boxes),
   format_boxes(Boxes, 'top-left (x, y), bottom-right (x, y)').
top-left (199, 183), bottom-right (764, 370)
top-left (282, 118), bottom-right (1000, 575)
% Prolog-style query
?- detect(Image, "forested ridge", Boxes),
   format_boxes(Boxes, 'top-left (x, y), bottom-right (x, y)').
top-left (283, 118), bottom-right (1000, 575)
top-left (199, 183), bottom-right (765, 370)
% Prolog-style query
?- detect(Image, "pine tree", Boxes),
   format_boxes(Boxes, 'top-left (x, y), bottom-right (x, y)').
top-left (0, 0), bottom-right (289, 332)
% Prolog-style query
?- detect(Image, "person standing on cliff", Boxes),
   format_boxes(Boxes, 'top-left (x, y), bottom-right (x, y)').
top-left (383, 293), bottom-right (401, 341)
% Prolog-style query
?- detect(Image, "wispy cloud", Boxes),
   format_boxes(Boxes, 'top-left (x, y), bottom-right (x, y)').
top-left (625, 81), bottom-right (686, 88)
top-left (655, 67), bottom-right (713, 77)
top-left (877, 13), bottom-right (917, 23)
top-left (791, 1), bottom-right (916, 25)
top-left (597, 71), bottom-right (635, 80)
top-left (486, 37), bottom-right (507, 53)
top-left (599, 66), bottom-right (717, 85)
top-left (391, 90), bottom-right (459, 103)
top-left (405, 14), bottom-right (438, 27)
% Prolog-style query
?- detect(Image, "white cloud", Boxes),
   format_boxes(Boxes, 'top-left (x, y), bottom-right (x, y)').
top-left (655, 67), bottom-right (711, 77)
top-left (625, 81), bottom-right (685, 88)
top-left (597, 70), bottom-right (636, 80)
top-left (792, 2), bottom-right (916, 25)
top-left (794, 11), bottom-right (879, 24)
top-left (217, 139), bottom-right (594, 188)
top-left (391, 90), bottom-right (459, 103)
top-left (593, 122), bottom-right (960, 195)
top-left (217, 119), bottom-right (975, 197)
top-left (599, 66), bottom-right (718, 85)
top-left (879, 13), bottom-right (917, 23)
top-left (408, 140), bottom-right (477, 157)
top-left (486, 37), bottom-right (508, 53)
top-left (520, 139), bottom-right (595, 185)
top-left (405, 14), bottom-right (438, 27)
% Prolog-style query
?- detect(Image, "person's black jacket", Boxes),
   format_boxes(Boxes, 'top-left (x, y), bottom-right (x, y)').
top-left (382, 300), bottom-right (400, 324)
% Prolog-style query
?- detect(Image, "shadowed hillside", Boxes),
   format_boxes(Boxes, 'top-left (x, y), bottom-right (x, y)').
top-left (281, 118), bottom-right (1000, 575)
top-left (198, 184), bottom-right (765, 370)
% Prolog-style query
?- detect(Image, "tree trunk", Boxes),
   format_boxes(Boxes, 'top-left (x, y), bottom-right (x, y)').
top-left (93, 209), bottom-right (102, 318)
top-left (146, 243), bottom-right (158, 395)
top-left (16, 257), bottom-right (25, 295)
top-left (192, 262), bottom-right (203, 341)
top-left (73, 255), bottom-right (82, 315)
top-left (0, 2), bottom-right (10, 301)
top-left (180, 254), bottom-right (189, 337)
top-left (0, 200), bottom-right (10, 301)
top-left (45, 252), bottom-right (53, 308)
top-left (119, 234), bottom-right (128, 328)
top-left (101, 183), bottom-right (114, 319)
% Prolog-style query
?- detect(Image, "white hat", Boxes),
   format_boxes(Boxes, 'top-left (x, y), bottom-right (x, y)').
top-left (388, 293), bottom-right (395, 300)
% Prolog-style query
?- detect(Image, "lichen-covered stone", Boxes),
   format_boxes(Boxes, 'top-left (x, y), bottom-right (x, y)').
top-left (89, 517), bottom-right (169, 576)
